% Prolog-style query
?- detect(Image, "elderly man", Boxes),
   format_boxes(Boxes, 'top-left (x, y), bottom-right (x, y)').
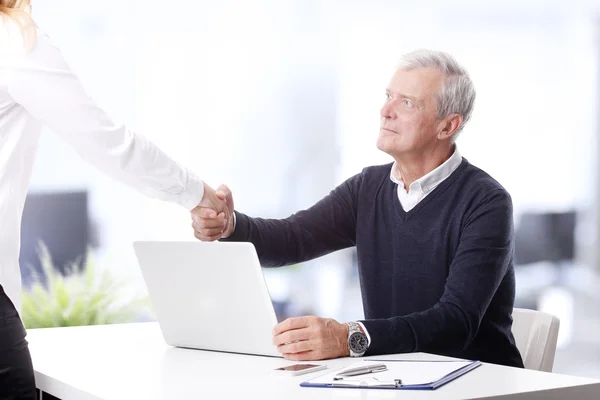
top-left (193, 49), bottom-right (524, 368)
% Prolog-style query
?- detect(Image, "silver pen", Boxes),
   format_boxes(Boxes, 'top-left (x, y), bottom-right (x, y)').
top-left (333, 363), bottom-right (387, 380)
top-left (330, 378), bottom-right (402, 388)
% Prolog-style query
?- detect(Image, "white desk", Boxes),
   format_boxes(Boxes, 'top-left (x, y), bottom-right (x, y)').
top-left (27, 322), bottom-right (600, 400)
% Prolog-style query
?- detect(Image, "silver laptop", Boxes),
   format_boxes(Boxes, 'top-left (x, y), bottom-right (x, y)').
top-left (133, 241), bottom-right (281, 357)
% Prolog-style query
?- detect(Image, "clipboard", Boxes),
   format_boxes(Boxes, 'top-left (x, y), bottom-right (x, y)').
top-left (300, 359), bottom-right (482, 390)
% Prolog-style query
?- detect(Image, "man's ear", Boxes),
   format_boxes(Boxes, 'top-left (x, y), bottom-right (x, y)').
top-left (437, 114), bottom-right (463, 140)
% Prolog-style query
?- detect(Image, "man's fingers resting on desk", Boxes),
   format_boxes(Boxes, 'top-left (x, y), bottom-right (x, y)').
top-left (272, 326), bottom-right (309, 347)
top-left (272, 316), bottom-right (349, 361)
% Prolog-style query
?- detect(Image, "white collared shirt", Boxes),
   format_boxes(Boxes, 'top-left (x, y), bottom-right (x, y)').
top-left (390, 148), bottom-right (463, 211)
top-left (0, 22), bottom-right (204, 311)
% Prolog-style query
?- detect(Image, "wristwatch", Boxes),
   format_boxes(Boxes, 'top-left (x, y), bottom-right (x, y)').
top-left (346, 321), bottom-right (368, 357)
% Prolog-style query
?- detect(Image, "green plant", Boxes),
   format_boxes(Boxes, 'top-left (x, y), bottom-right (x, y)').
top-left (21, 243), bottom-right (151, 329)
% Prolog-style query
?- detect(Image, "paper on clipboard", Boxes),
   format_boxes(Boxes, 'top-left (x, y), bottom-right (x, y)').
top-left (302, 360), bottom-right (480, 389)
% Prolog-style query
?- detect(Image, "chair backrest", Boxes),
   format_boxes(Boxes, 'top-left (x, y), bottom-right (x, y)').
top-left (511, 308), bottom-right (560, 372)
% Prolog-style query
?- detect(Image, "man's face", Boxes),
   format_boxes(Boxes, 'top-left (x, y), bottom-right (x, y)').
top-left (377, 67), bottom-right (445, 158)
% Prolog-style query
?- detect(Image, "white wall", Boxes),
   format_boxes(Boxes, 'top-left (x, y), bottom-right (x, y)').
top-left (27, 0), bottom-right (600, 316)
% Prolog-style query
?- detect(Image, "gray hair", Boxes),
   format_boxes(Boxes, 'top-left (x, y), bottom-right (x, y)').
top-left (397, 49), bottom-right (476, 137)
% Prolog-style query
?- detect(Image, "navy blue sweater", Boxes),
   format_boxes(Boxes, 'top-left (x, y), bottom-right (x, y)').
top-left (224, 158), bottom-right (524, 367)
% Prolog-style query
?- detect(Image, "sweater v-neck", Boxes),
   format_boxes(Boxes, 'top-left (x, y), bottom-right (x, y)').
top-left (392, 158), bottom-right (469, 221)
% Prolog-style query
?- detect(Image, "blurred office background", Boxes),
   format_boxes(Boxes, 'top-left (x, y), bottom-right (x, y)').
top-left (21, 0), bottom-right (600, 378)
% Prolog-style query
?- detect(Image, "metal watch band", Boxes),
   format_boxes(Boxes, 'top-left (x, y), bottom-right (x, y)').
top-left (346, 321), bottom-right (367, 357)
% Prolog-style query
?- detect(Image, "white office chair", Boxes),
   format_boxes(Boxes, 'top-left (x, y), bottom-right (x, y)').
top-left (511, 308), bottom-right (560, 372)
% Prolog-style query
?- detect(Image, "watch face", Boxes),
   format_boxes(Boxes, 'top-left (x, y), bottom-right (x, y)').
top-left (349, 331), bottom-right (368, 353)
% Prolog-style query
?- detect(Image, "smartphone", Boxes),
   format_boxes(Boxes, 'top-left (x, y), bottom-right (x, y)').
top-left (272, 363), bottom-right (327, 376)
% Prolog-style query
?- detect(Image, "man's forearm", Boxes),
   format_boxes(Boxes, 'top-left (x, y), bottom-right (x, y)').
top-left (220, 176), bottom-right (361, 267)
top-left (222, 210), bottom-right (354, 267)
top-left (360, 303), bottom-right (472, 356)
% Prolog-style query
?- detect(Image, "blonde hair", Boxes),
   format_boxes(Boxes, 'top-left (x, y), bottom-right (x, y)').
top-left (0, 0), bottom-right (36, 49)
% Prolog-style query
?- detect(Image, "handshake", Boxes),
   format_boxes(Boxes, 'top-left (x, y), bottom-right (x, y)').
top-left (190, 182), bottom-right (235, 241)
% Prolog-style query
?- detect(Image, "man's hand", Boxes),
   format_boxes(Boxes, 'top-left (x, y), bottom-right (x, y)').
top-left (272, 316), bottom-right (349, 361)
top-left (191, 184), bottom-right (235, 241)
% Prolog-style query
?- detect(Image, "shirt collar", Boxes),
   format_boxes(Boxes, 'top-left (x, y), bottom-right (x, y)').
top-left (390, 147), bottom-right (462, 193)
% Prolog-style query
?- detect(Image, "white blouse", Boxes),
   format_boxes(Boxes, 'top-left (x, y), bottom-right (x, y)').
top-left (0, 20), bottom-right (204, 311)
